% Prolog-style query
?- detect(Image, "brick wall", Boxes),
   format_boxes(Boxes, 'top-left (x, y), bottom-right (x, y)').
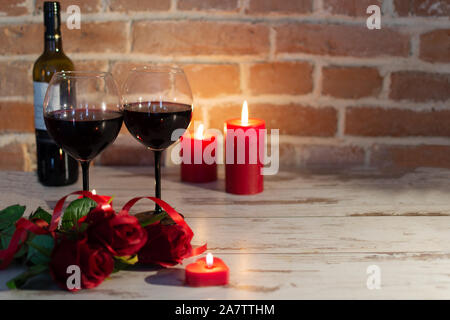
top-left (0, 0), bottom-right (449, 171)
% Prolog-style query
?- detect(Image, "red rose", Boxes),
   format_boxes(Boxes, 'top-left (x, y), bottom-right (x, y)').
top-left (84, 207), bottom-right (115, 224)
top-left (138, 223), bottom-right (193, 267)
top-left (87, 210), bottom-right (147, 257)
top-left (49, 237), bottom-right (114, 291)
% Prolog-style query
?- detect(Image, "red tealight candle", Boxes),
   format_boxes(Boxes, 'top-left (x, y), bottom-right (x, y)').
top-left (225, 101), bottom-right (265, 195)
top-left (181, 124), bottom-right (217, 183)
top-left (185, 253), bottom-right (229, 287)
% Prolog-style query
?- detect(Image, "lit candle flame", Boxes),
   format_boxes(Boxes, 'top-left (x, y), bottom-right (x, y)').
top-left (206, 253), bottom-right (214, 268)
top-left (241, 101), bottom-right (248, 126)
top-left (59, 148), bottom-right (63, 156)
top-left (92, 189), bottom-right (97, 195)
top-left (195, 123), bottom-right (204, 140)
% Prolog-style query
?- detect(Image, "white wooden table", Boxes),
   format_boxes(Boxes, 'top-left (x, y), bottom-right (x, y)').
top-left (0, 166), bottom-right (449, 299)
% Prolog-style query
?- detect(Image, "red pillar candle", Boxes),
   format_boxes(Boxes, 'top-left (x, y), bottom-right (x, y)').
top-left (185, 253), bottom-right (229, 287)
top-left (225, 101), bottom-right (265, 195)
top-left (181, 124), bottom-right (217, 183)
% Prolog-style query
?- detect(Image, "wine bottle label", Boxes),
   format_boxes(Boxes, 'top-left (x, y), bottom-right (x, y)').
top-left (34, 81), bottom-right (60, 130)
top-left (33, 82), bottom-right (48, 131)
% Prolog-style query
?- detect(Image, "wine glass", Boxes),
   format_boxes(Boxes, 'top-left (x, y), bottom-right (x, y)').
top-left (43, 71), bottom-right (123, 192)
top-left (122, 65), bottom-right (193, 212)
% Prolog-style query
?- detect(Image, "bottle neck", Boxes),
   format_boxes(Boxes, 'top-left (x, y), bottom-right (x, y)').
top-left (44, 2), bottom-right (62, 54)
top-left (44, 33), bottom-right (63, 53)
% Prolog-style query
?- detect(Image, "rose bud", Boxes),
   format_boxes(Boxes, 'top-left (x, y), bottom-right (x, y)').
top-left (49, 237), bottom-right (114, 291)
top-left (138, 223), bottom-right (193, 267)
top-left (87, 211), bottom-right (147, 257)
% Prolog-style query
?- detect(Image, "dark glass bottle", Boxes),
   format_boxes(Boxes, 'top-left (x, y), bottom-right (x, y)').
top-left (33, 1), bottom-right (78, 186)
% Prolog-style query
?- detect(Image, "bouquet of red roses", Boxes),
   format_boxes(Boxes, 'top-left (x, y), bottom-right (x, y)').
top-left (0, 191), bottom-right (205, 291)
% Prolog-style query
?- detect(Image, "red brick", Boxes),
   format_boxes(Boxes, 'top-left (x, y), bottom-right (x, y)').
top-left (0, 142), bottom-right (26, 171)
top-left (248, 62), bottom-right (313, 95)
top-left (394, 0), bottom-right (449, 17)
top-left (322, 66), bottom-right (382, 99)
top-left (0, 61), bottom-right (33, 97)
top-left (302, 145), bottom-right (365, 167)
top-left (0, 0), bottom-right (29, 16)
top-left (184, 64), bottom-right (241, 98)
top-left (0, 24), bottom-right (43, 55)
top-left (280, 143), bottom-right (365, 168)
top-left (63, 22), bottom-right (128, 54)
top-left (0, 22), bottom-right (125, 56)
top-left (98, 134), bottom-right (156, 166)
top-left (420, 29), bottom-right (450, 63)
top-left (277, 142), bottom-right (300, 167)
top-left (35, 0), bottom-right (102, 14)
top-left (390, 71), bottom-right (450, 102)
top-left (371, 144), bottom-right (450, 169)
top-left (247, 0), bottom-right (312, 14)
top-left (209, 103), bottom-right (337, 136)
top-left (345, 107), bottom-right (450, 137)
top-left (109, 0), bottom-right (170, 12)
top-left (323, 0), bottom-right (383, 16)
top-left (0, 101), bottom-right (34, 133)
top-left (73, 60), bottom-right (109, 72)
top-left (275, 23), bottom-right (410, 57)
top-left (178, 0), bottom-right (238, 11)
top-left (132, 21), bottom-right (269, 56)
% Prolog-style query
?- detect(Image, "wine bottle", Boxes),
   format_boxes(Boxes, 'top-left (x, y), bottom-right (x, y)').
top-left (33, 1), bottom-right (78, 186)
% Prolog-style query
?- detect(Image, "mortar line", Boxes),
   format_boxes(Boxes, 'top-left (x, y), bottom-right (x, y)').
top-left (1, 93), bottom-right (448, 111)
top-left (2, 54), bottom-right (449, 75)
top-left (0, 12), bottom-right (449, 28)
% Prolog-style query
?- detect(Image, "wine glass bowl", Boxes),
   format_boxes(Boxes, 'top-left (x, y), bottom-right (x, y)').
top-left (122, 65), bottom-right (193, 211)
top-left (43, 71), bottom-right (123, 191)
top-left (123, 65), bottom-right (193, 150)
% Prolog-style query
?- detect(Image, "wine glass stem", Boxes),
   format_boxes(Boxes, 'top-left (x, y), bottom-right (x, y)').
top-left (154, 150), bottom-right (162, 213)
top-left (81, 161), bottom-right (90, 193)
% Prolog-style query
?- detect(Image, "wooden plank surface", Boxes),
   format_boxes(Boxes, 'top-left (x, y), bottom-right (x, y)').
top-left (0, 166), bottom-right (449, 299)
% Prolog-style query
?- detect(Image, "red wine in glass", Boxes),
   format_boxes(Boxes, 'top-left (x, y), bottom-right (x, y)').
top-left (44, 109), bottom-right (123, 161)
top-left (123, 101), bottom-right (192, 150)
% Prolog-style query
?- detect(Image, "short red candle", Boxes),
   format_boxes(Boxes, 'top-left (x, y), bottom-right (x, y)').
top-left (225, 102), bottom-right (265, 195)
top-left (180, 129), bottom-right (217, 183)
top-left (185, 255), bottom-right (229, 287)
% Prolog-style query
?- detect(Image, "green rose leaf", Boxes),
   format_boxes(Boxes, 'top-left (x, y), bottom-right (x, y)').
top-left (137, 211), bottom-right (168, 228)
top-left (61, 197), bottom-right (97, 231)
top-left (30, 207), bottom-right (52, 224)
top-left (0, 225), bottom-right (28, 260)
top-left (0, 205), bottom-right (25, 230)
top-left (26, 234), bottom-right (54, 265)
top-left (0, 224), bottom-right (15, 250)
top-left (6, 264), bottom-right (48, 289)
